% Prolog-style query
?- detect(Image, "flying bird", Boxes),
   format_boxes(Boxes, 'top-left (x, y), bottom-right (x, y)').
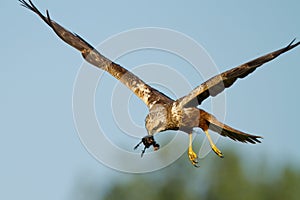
top-left (20, 0), bottom-right (300, 167)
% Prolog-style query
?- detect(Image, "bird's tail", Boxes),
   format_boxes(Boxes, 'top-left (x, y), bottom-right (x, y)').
top-left (202, 110), bottom-right (262, 144)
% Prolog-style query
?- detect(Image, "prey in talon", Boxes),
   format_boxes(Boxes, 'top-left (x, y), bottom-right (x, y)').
top-left (20, 0), bottom-right (300, 167)
top-left (134, 135), bottom-right (160, 157)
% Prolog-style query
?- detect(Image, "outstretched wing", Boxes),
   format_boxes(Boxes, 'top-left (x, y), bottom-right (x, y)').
top-left (20, 0), bottom-right (172, 108)
top-left (177, 40), bottom-right (300, 108)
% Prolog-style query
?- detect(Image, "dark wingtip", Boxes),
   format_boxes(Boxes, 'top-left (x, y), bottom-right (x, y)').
top-left (19, 0), bottom-right (36, 12)
top-left (19, 0), bottom-right (54, 26)
top-left (288, 38), bottom-right (296, 46)
top-left (19, 0), bottom-right (32, 10)
top-left (45, 9), bottom-right (53, 27)
top-left (286, 38), bottom-right (300, 50)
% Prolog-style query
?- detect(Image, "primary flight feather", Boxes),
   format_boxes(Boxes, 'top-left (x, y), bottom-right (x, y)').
top-left (20, 0), bottom-right (300, 167)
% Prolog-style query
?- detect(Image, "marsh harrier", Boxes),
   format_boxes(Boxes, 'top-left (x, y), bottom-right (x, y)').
top-left (20, 0), bottom-right (300, 167)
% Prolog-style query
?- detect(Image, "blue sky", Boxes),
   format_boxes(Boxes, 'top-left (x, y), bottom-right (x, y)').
top-left (1, 0), bottom-right (300, 199)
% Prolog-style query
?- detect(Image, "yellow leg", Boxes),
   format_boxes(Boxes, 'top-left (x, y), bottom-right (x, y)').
top-left (188, 133), bottom-right (199, 167)
top-left (204, 130), bottom-right (224, 158)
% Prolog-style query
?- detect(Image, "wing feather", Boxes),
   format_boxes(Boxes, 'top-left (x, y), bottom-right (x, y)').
top-left (177, 40), bottom-right (300, 108)
top-left (20, 0), bottom-right (171, 108)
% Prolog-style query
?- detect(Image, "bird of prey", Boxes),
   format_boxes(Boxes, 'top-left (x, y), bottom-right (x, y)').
top-left (20, 0), bottom-right (300, 167)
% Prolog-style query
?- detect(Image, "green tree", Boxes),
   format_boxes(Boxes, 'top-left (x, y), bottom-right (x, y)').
top-left (72, 150), bottom-right (300, 200)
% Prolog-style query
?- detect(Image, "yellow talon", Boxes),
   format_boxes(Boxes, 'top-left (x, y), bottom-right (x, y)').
top-left (188, 134), bottom-right (199, 167)
top-left (204, 130), bottom-right (224, 158)
top-left (212, 144), bottom-right (224, 158)
top-left (188, 148), bottom-right (199, 167)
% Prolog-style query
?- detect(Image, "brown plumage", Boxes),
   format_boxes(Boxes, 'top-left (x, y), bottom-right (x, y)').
top-left (20, 0), bottom-right (300, 167)
top-left (177, 39), bottom-right (300, 108)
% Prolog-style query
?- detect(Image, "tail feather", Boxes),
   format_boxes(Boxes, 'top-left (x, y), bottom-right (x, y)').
top-left (206, 115), bottom-right (262, 144)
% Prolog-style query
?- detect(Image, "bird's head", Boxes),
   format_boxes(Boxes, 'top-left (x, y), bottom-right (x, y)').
top-left (145, 104), bottom-right (168, 135)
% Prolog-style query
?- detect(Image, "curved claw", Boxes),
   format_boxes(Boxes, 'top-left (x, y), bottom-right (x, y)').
top-left (188, 133), bottom-right (200, 167)
top-left (212, 145), bottom-right (224, 158)
top-left (204, 130), bottom-right (224, 158)
top-left (188, 148), bottom-right (200, 168)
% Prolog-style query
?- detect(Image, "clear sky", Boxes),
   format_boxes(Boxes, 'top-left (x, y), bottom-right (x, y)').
top-left (1, 0), bottom-right (300, 199)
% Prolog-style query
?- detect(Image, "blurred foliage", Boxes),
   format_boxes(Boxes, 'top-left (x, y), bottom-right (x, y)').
top-left (73, 150), bottom-right (300, 200)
